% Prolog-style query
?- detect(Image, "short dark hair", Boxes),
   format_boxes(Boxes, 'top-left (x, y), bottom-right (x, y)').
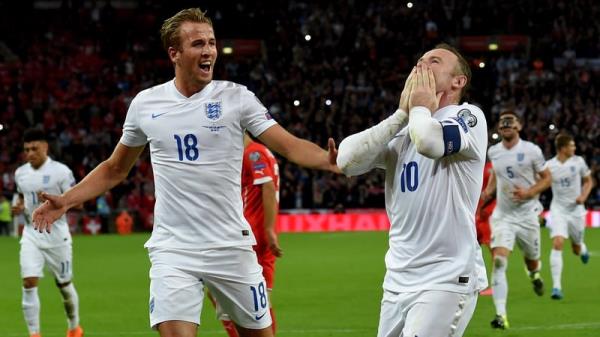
top-left (23, 128), bottom-right (47, 143)
top-left (555, 133), bottom-right (573, 150)
top-left (499, 110), bottom-right (519, 120)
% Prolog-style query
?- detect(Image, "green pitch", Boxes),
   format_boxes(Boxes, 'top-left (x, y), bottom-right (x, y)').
top-left (1, 228), bottom-right (599, 336)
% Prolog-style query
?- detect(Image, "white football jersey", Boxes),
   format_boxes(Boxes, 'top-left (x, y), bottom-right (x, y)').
top-left (548, 155), bottom-right (590, 216)
top-left (15, 158), bottom-right (75, 248)
top-left (379, 103), bottom-right (488, 293)
top-left (120, 79), bottom-right (277, 250)
top-left (488, 139), bottom-right (547, 223)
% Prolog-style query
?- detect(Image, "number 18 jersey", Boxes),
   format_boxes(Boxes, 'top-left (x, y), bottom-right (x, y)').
top-left (120, 80), bottom-right (277, 250)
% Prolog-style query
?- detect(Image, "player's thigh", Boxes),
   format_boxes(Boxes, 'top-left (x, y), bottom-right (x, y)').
top-left (515, 224), bottom-right (541, 260)
top-left (549, 211), bottom-right (568, 239)
top-left (567, 214), bottom-right (586, 245)
top-left (203, 246), bottom-right (271, 330)
top-left (405, 291), bottom-right (477, 337)
top-left (20, 241), bottom-right (45, 279)
top-left (377, 290), bottom-right (410, 337)
top-left (43, 244), bottom-right (73, 283)
top-left (148, 248), bottom-right (205, 329)
top-left (490, 218), bottom-right (516, 251)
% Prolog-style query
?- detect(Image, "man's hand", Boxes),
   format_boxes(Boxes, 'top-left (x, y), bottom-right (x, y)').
top-left (266, 229), bottom-right (283, 257)
top-left (512, 185), bottom-right (532, 202)
top-left (575, 195), bottom-right (586, 205)
top-left (399, 67), bottom-right (416, 112)
top-left (409, 64), bottom-right (442, 112)
top-left (327, 138), bottom-right (341, 174)
top-left (32, 192), bottom-right (68, 233)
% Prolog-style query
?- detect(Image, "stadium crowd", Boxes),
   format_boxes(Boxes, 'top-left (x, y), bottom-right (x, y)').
top-left (0, 0), bottom-right (598, 229)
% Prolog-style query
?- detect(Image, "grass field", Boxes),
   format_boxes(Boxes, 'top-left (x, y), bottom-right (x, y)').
top-left (1, 228), bottom-right (599, 337)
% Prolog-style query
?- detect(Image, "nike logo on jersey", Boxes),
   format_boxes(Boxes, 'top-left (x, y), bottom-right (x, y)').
top-left (151, 111), bottom-right (170, 119)
top-left (255, 312), bottom-right (266, 320)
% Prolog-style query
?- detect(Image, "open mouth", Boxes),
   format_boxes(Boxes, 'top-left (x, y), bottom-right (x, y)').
top-left (199, 61), bottom-right (211, 73)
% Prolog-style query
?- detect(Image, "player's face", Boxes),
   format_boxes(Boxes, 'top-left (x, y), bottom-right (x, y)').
top-left (23, 141), bottom-right (48, 168)
top-left (172, 21), bottom-right (217, 90)
top-left (498, 115), bottom-right (521, 140)
top-left (562, 140), bottom-right (576, 157)
top-left (417, 49), bottom-right (464, 94)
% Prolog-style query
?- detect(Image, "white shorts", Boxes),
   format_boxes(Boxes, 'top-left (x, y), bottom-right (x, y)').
top-left (549, 211), bottom-right (585, 244)
top-left (490, 217), bottom-right (540, 260)
top-left (377, 289), bottom-right (478, 337)
top-left (148, 246), bottom-right (271, 330)
top-left (20, 240), bottom-right (73, 283)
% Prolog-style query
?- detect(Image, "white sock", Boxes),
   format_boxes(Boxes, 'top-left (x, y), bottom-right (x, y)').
top-left (550, 249), bottom-right (563, 289)
top-left (59, 283), bottom-right (80, 329)
top-left (492, 256), bottom-right (508, 316)
top-left (22, 287), bottom-right (40, 334)
top-left (580, 242), bottom-right (588, 255)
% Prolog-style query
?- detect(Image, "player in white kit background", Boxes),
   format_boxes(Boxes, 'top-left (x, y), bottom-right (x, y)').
top-left (337, 44), bottom-right (488, 337)
top-left (13, 128), bottom-right (83, 337)
top-left (547, 133), bottom-right (593, 300)
top-left (31, 8), bottom-right (338, 337)
top-left (481, 110), bottom-right (552, 329)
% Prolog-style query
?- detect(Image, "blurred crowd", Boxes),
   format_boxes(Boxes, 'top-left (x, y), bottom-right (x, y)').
top-left (0, 0), bottom-right (598, 228)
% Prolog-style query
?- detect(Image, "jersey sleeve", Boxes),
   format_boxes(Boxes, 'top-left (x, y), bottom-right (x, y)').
top-left (579, 156), bottom-right (591, 177)
top-left (119, 96), bottom-right (148, 147)
top-left (531, 144), bottom-right (548, 172)
top-left (59, 167), bottom-right (76, 193)
top-left (409, 105), bottom-right (487, 160)
top-left (239, 88), bottom-right (277, 137)
top-left (246, 148), bottom-right (275, 185)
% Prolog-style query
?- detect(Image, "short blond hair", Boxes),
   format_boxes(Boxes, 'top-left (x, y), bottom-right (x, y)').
top-left (160, 8), bottom-right (213, 52)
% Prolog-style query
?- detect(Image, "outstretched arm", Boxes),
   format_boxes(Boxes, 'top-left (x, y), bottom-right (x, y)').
top-left (258, 125), bottom-right (339, 173)
top-left (33, 143), bottom-right (145, 232)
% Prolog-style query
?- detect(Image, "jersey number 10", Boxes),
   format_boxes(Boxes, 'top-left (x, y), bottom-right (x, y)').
top-left (400, 161), bottom-right (419, 192)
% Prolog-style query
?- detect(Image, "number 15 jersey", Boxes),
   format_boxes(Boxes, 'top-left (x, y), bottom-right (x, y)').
top-left (120, 80), bottom-right (277, 250)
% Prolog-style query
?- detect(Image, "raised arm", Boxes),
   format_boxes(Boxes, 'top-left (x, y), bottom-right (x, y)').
top-left (32, 143), bottom-right (145, 232)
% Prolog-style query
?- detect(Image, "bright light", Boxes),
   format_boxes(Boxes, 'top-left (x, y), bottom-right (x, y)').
top-left (304, 34), bottom-right (312, 41)
top-left (479, 62), bottom-right (486, 68)
top-left (407, 2), bottom-right (413, 8)
top-left (222, 47), bottom-right (233, 54)
top-left (0, 124), bottom-right (3, 131)
top-left (325, 99), bottom-right (332, 106)
top-left (492, 133), bottom-right (499, 140)
top-left (549, 124), bottom-right (556, 130)
top-left (293, 100), bottom-right (300, 107)
top-left (488, 43), bottom-right (499, 51)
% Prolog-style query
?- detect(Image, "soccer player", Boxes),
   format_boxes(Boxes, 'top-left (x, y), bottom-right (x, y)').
top-left (32, 8), bottom-right (338, 337)
top-left (213, 133), bottom-right (282, 337)
top-left (13, 128), bottom-right (83, 337)
top-left (337, 44), bottom-right (488, 337)
top-left (476, 159), bottom-right (495, 296)
top-left (481, 110), bottom-right (552, 329)
top-left (547, 133), bottom-right (593, 300)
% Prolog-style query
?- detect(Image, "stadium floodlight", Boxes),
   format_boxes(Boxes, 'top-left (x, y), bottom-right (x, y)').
top-left (222, 47), bottom-right (233, 55)
top-left (305, 34), bottom-right (312, 41)
top-left (549, 124), bottom-right (556, 130)
top-left (488, 43), bottom-right (499, 51)
top-left (325, 99), bottom-right (332, 106)
top-left (0, 124), bottom-right (3, 131)
top-left (492, 133), bottom-right (499, 140)
top-left (478, 62), bottom-right (486, 68)
top-left (293, 100), bottom-right (300, 107)
top-left (407, 2), bottom-right (414, 8)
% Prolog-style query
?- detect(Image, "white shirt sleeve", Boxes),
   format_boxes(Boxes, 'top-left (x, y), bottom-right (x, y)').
top-left (59, 168), bottom-right (76, 194)
top-left (239, 87), bottom-right (277, 137)
top-left (531, 144), bottom-right (548, 172)
top-left (408, 105), bottom-right (486, 160)
top-left (120, 96), bottom-right (148, 147)
top-left (337, 109), bottom-right (408, 176)
top-left (579, 156), bottom-right (591, 177)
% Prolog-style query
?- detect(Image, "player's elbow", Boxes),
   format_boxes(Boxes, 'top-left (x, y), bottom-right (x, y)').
top-left (336, 138), bottom-right (367, 177)
top-left (413, 137), bottom-right (444, 159)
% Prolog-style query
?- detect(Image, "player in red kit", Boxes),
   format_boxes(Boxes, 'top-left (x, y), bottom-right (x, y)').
top-left (212, 132), bottom-right (282, 337)
top-left (477, 160), bottom-right (495, 295)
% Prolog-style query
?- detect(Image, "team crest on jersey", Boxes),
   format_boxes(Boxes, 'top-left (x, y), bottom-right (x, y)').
top-left (517, 153), bottom-right (525, 162)
top-left (205, 101), bottom-right (222, 121)
top-left (457, 109), bottom-right (477, 128)
top-left (249, 151), bottom-right (261, 161)
top-left (43, 175), bottom-right (50, 184)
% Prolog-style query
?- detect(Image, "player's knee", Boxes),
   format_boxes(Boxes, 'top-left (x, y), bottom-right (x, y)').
top-left (23, 277), bottom-right (39, 288)
top-left (55, 279), bottom-right (71, 288)
top-left (493, 255), bottom-right (507, 270)
top-left (552, 237), bottom-right (564, 250)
